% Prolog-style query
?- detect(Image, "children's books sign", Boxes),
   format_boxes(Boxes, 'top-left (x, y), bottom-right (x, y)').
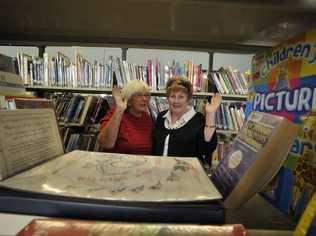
top-left (248, 28), bottom-right (316, 218)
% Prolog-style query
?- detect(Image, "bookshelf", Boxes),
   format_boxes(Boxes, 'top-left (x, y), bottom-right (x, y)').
top-left (16, 52), bottom-right (248, 144)
top-left (1, 47), bottom-right (247, 153)
top-left (25, 85), bottom-right (248, 101)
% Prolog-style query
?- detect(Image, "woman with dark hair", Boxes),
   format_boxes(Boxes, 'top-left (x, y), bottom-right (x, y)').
top-left (152, 76), bottom-right (221, 165)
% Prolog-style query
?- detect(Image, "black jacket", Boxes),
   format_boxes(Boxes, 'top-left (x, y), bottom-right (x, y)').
top-left (152, 110), bottom-right (217, 165)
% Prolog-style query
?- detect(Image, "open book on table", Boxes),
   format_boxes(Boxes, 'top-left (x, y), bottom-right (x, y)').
top-left (0, 109), bottom-right (224, 224)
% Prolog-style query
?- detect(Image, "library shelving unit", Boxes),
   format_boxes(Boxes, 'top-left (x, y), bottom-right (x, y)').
top-left (2, 0), bottom-right (316, 234)
top-left (24, 85), bottom-right (248, 101)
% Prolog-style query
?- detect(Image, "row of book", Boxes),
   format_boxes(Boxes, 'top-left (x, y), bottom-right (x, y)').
top-left (149, 97), bottom-right (246, 132)
top-left (215, 103), bottom-right (245, 131)
top-left (210, 67), bottom-right (248, 95)
top-left (53, 94), bottom-right (114, 125)
top-left (146, 59), bottom-right (204, 92)
top-left (60, 126), bottom-right (100, 153)
top-left (16, 52), bottom-right (115, 88)
top-left (17, 52), bottom-right (69, 87)
top-left (194, 100), bottom-right (246, 132)
top-left (16, 52), bottom-right (207, 91)
top-left (15, 52), bottom-right (248, 95)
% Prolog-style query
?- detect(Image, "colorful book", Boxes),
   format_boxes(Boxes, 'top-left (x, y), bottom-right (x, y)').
top-left (211, 111), bottom-right (299, 209)
top-left (248, 27), bottom-right (316, 218)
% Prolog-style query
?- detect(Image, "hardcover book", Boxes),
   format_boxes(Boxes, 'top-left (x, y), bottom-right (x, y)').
top-left (211, 111), bottom-right (299, 209)
top-left (17, 219), bottom-right (248, 236)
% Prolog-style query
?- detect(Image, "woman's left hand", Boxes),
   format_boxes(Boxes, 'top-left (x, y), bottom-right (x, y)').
top-left (205, 93), bottom-right (221, 114)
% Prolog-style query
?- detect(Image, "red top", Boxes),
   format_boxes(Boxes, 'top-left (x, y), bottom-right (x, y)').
top-left (99, 107), bottom-right (154, 155)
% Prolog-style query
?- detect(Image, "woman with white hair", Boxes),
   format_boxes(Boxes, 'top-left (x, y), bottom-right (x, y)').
top-left (98, 80), bottom-right (154, 155)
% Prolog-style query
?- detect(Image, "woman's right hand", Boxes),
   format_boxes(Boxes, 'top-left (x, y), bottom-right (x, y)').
top-left (205, 93), bottom-right (221, 114)
top-left (112, 86), bottom-right (127, 112)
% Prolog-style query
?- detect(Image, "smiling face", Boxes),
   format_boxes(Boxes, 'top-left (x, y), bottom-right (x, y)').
top-left (121, 80), bottom-right (151, 115)
top-left (129, 92), bottom-right (151, 113)
top-left (166, 77), bottom-right (192, 117)
top-left (167, 90), bottom-right (189, 116)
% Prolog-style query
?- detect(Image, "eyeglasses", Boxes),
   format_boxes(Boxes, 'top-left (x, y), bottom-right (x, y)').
top-left (132, 92), bottom-right (151, 98)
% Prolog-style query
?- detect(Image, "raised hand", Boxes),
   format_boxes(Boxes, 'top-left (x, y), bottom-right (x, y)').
top-left (205, 93), bottom-right (221, 114)
top-left (112, 86), bottom-right (127, 112)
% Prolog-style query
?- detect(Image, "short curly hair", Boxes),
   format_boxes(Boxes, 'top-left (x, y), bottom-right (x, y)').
top-left (166, 76), bottom-right (193, 99)
top-left (121, 80), bottom-right (150, 101)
